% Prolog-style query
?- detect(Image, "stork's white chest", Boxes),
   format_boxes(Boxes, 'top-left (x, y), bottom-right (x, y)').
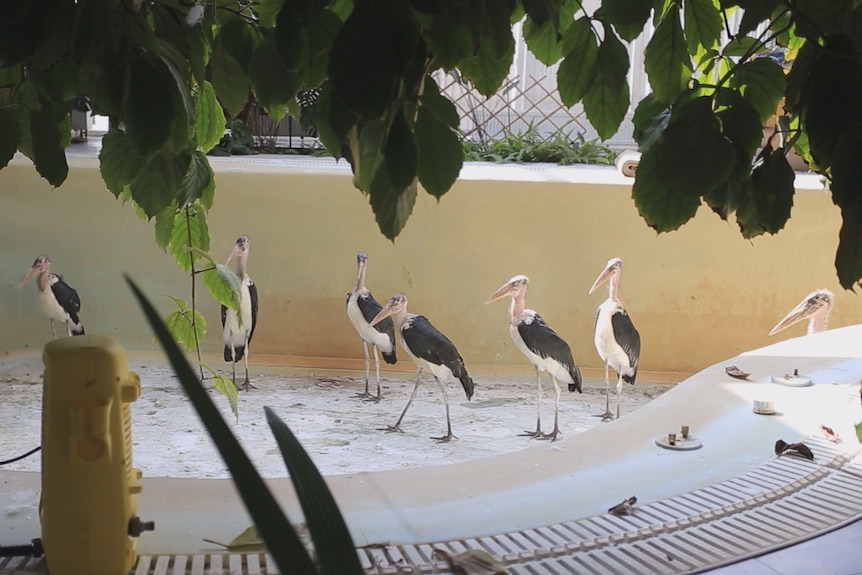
top-left (347, 291), bottom-right (394, 352)
top-left (594, 299), bottom-right (634, 373)
top-left (224, 276), bottom-right (254, 342)
top-left (38, 277), bottom-right (68, 323)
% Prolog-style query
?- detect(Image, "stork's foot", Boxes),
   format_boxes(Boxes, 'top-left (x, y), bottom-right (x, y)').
top-left (538, 428), bottom-right (562, 442)
top-left (431, 432), bottom-right (456, 443)
top-left (519, 429), bottom-right (544, 439)
top-left (354, 391), bottom-right (382, 403)
top-left (593, 410), bottom-right (615, 422)
top-left (237, 380), bottom-right (258, 392)
top-left (378, 424), bottom-right (404, 434)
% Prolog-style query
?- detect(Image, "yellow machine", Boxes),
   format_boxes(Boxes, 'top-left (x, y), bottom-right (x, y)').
top-left (40, 335), bottom-right (153, 575)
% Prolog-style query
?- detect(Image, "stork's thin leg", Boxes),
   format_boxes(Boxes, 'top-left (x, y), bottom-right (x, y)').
top-left (239, 339), bottom-right (257, 391)
top-left (380, 368), bottom-right (422, 433)
top-left (540, 376), bottom-right (563, 441)
top-left (615, 375), bottom-right (624, 419)
top-left (65, 323), bottom-right (72, 337)
top-left (355, 340), bottom-right (374, 400)
top-left (594, 361), bottom-right (614, 421)
top-left (50, 320), bottom-right (57, 339)
top-left (431, 377), bottom-right (456, 443)
top-left (230, 346), bottom-right (237, 388)
top-left (371, 345), bottom-right (382, 402)
top-left (520, 366), bottom-right (544, 438)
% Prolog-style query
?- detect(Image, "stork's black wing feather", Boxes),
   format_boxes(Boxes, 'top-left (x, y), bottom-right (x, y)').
top-left (356, 292), bottom-right (397, 363)
top-left (402, 315), bottom-right (473, 399)
top-left (518, 313), bottom-right (582, 391)
top-left (611, 310), bottom-right (640, 383)
top-left (51, 277), bottom-right (83, 329)
top-left (248, 279), bottom-right (259, 344)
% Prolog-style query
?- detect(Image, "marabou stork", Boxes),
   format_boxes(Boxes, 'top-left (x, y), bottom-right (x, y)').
top-left (18, 255), bottom-right (85, 338)
top-left (485, 275), bottom-right (582, 441)
top-left (370, 293), bottom-right (474, 442)
top-left (221, 235), bottom-right (259, 391)
top-left (768, 289), bottom-right (834, 336)
top-left (346, 252), bottom-right (397, 402)
top-left (588, 258), bottom-right (641, 422)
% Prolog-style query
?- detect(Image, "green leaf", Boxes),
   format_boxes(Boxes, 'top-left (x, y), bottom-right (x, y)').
top-left (632, 93), bottom-right (671, 152)
top-left (353, 118), bottom-right (387, 191)
top-left (203, 263), bottom-right (242, 311)
top-left (164, 306), bottom-right (205, 353)
top-left (721, 35), bottom-right (760, 58)
top-left (523, 16), bottom-right (562, 66)
top-left (749, 146), bottom-right (795, 233)
top-left (170, 204), bottom-right (210, 270)
top-left (257, 0), bottom-right (287, 28)
top-left (557, 18), bottom-right (598, 107)
top-left (658, 96), bottom-right (736, 199)
top-left (632, 144), bottom-right (702, 231)
top-left (0, 107), bottom-right (20, 169)
top-left (177, 151), bottom-right (214, 207)
top-left (644, 5), bottom-right (692, 104)
top-left (195, 81), bottom-right (226, 153)
top-left (835, 199), bottom-right (862, 290)
top-left (458, 1), bottom-right (516, 96)
top-left (29, 108), bottom-right (68, 187)
top-left (415, 103), bottom-right (463, 199)
top-left (733, 57), bottom-right (786, 124)
top-left (418, 77), bottom-right (460, 128)
top-left (125, 56), bottom-right (176, 158)
top-left (856, 421), bottom-right (862, 443)
top-left (716, 94), bottom-right (763, 158)
top-left (684, 0), bottom-right (722, 53)
top-left (594, 0), bottom-right (652, 41)
top-left (129, 150), bottom-right (192, 218)
top-left (211, 42), bottom-right (250, 117)
top-left (302, 7), bottom-right (343, 87)
top-left (425, 20), bottom-right (472, 70)
top-left (158, 41), bottom-right (196, 127)
top-left (265, 405), bottom-right (364, 575)
top-left (155, 202), bottom-right (177, 251)
top-left (737, 0), bottom-right (781, 37)
top-left (126, 278), bottom-right (318, 574)
top-left (274, 3), bottom-right (303, 72)
top-left (385, 106), bottom-right (418, 191)
top-left (100, 130), bottom-right (144, 197)
top-left (369, 167), bottom-right (418, 240)
top-left (583, 27), bottom-right (630, 140)
top-left (830, 134), bottom-right (862, 209)
top-left (249, 35), bottom-right (300, 113)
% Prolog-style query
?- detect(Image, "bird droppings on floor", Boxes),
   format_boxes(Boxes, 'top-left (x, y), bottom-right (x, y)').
top-left (0, 355), bottom-right (672, 479)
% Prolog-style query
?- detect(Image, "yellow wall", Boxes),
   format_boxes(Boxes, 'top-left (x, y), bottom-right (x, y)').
top-left (1, 155), bottom-right (857, 376)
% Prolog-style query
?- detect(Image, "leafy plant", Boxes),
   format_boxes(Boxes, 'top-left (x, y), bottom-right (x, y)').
top-left (462, 127), bottom-right (616, 166)
top-left (209, 119), bottom-right (256, 157)
top-left (3, 1), bottom-right (862, 287)
top-left (127, 276), bottom-right (364, 574)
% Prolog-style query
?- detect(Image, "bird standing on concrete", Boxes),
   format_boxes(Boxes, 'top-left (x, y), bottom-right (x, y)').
top-left (589, 258), bottom-right (640, 422)
top-left (371, 293), bottom-right (474, 442)
top-left (346, 252), bottom-right (397, 402)
top-left (18, 255), bottom-right (85, 338)
top-left (768, 289), bottom-right (833, 336)
top-left (486, 275), bottom-right (582, 441)
top-left (221, 235), bottom-right (258, 391)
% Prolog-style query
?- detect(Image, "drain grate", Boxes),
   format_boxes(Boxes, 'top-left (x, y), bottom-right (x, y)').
top-left (3, 435), bottom-right (861, 575)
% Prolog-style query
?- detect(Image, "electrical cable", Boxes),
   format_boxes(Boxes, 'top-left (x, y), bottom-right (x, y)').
top-left (0, 446), bottom-right (41, 465)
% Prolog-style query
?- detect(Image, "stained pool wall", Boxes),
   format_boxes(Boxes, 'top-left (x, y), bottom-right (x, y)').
top-left (1, 152), bottom-right (857, 376)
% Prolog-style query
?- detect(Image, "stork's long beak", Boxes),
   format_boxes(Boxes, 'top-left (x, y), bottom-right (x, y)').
top-left (768, 299), bottom-right (816, 336)
top-left (484, 282), bottom-right (513, 305)
top-left (17, 266), bottom-right (39, 289)
top-left (225, 244), bottom-right (242, 266)
top-left (588, 265), bottom-right (614, 295)
top-left (370, 305), bottom-right (393, 327)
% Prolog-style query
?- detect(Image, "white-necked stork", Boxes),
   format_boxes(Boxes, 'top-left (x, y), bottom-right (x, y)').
top-left (588, 258), bottom-right (641, 422)
top-left (221, 235), bottom-right (259, 391)
top-left (346, 252), bottom-right (397, 402)
top-left (370, 293), bottom-right (474, 442)
top-left (768, 289), bottom-right (833, 336)
top-left (18, 255), bottom-right (85, 338)
top-left (486, 275), bottom-right (582, 441)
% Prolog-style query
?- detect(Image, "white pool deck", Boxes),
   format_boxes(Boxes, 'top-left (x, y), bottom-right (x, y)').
top-left (1, 325), bottom-right (861, 574)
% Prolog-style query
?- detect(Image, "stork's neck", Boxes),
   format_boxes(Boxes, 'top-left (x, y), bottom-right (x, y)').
top-left (355, 263), bottom-right (367, 291)
top-left (37, 268), bottom-right (51, 291)
top-left (809, 306), bottom-right (829, 334)
top-left (607, 273), bottom-right (621, 302)
top-left (392, 309), bottom-right (411, 331)
top-left (510, 290), bottom-right (526, 318)
top-left (235, 251), bottom-right (249, 278)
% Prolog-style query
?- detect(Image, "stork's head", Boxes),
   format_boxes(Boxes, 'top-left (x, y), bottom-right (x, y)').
top-left (484, 275), bottom-right (529, 304)
top-left (18, 255), bottom-right (51, 288)
top-left (357, 252), bottom-right (368, 266)
top-left (589, 257), bottom-right (623, 295)
top-left (226, 235), bottom-right (250, 265)
top-left (371, 293), bottom-right (408, 326)
top-left (768, 289), bottom-right (834, 336)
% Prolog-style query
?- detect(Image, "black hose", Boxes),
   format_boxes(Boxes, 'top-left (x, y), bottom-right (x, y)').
top-left (0, 538), bottom-right (43, 558)
top-left (0, 446), bottom-right (41, 465)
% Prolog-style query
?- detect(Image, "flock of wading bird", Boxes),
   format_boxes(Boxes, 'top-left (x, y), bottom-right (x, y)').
top-left (18, 242), bottom-right (835, 443)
